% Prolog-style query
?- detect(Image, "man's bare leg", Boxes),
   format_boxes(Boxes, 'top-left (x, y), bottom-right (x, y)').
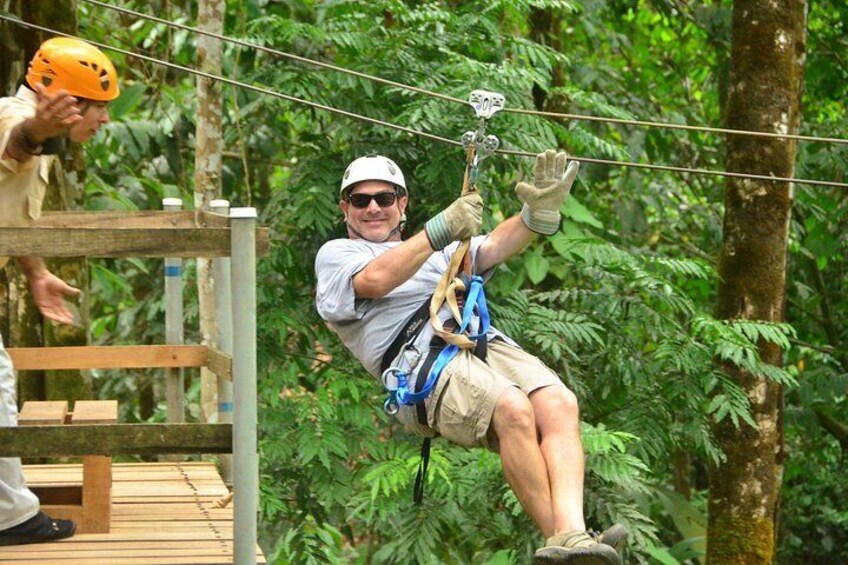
top-left (530, 386), bottom-right (586, 535)
top-left (492, 388), bottom-right (555, 537)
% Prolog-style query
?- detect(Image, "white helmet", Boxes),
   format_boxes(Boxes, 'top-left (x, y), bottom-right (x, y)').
top-left (340, 154), bottom-right (406, 197)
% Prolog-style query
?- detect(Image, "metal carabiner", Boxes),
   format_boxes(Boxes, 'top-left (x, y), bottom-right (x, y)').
top-left (381, 368), bottom-right (402, 415)
top-left (382, 366), bottom-right (402, 391)
top-left (383, 393), bottom-right (399, 415)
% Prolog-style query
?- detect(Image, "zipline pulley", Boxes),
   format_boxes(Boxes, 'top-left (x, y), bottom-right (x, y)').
top-left (462, 90), bottom-right (504, 188)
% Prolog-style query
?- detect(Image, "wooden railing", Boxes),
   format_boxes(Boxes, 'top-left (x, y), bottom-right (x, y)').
top-left (0, 206), bottom-right (262, 565)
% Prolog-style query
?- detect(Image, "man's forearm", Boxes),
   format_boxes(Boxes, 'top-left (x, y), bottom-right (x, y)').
top-left (476, 214), bottom-right (537, 273)
top-left (353, 231), bottom-right (434, 299)
top-left (15, 256), bottom-right (48, 281)
top-left (3, 120), bottom-right (45, 162)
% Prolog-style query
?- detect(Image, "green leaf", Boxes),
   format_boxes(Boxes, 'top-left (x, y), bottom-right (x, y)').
top-left (525, 250), bottom-right (550, 284)
top-left (562, 196), bottom-right (604, 228)
top-left (646, 546), bottom-right (682, 565)
top-left (108, 83), bottom-right (147, 120)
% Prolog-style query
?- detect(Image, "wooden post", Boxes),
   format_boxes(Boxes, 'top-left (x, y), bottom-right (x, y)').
top-left (72, 400), bottom-right (117, 533)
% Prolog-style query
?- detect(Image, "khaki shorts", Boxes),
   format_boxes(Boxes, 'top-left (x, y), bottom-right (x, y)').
top-left (397, 338), bottom-right (564, 450)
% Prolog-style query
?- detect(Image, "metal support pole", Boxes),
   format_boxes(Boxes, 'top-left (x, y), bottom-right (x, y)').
top-left (211, 199), bottom-right (233, 484)
top-left (163, 198), bottom-right (185, 423)
top-left (231, 207), bottom-right (257, 565)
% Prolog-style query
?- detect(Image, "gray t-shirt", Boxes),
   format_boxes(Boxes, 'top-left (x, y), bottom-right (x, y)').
top-left (315, 236), bottom-right (511, 379)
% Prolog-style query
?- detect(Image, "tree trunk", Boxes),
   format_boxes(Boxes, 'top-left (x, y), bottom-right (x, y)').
top-left (194, 0), bottom-right (224, 424)
top-left (707, 2), bottom-right (806, 564)
top-left (528, 8), bottom-right (566, 113)
top-left (0, 0), bottom-right (25, 96)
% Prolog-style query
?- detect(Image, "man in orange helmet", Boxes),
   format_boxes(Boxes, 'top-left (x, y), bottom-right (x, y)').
top-left (0, 37), bottom-right (120, 546)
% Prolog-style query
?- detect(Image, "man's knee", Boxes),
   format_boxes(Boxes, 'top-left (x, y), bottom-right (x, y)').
top-left (493, 387), bottom-right (536, 434)
top-left (533, 385), bottom-right (580, 422)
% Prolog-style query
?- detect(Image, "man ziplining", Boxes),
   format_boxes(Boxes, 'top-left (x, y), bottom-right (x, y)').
top-left (0, 37), bottom-right (119, 546)
top-left (315, 151), bottom-right (627, 564)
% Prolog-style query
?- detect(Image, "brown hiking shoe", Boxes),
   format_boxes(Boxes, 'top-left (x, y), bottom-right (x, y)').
top-left (534, 530), bottom-right (621, 565)
top-left (589, 524), bottom-right (628, 552)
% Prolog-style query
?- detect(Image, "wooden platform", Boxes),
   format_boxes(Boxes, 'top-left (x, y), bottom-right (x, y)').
top-left (0, 462), bottom-right (266, 564)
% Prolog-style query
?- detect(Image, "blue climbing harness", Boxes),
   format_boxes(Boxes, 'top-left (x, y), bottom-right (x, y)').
top-left (382, 275), bottom-right (490, 415)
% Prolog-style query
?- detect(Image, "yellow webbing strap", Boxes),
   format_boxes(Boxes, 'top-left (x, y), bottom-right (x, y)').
top-left (429, 240), bottom-right (475, 348)
top-left (428, 144), bottom-right (478, 349)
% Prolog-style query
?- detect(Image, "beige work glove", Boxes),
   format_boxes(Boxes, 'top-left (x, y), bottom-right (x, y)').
top-left (425, 192), bottom-right (484, 250)
top-left (516, 150), bottom-right (580, 235)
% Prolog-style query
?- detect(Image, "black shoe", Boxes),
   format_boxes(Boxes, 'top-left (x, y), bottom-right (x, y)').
top-left (0, 511), bottom-right (76, 546)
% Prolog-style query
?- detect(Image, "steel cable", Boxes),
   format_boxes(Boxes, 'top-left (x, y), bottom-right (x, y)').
top-left (81, 0), bottom-right (848, 147)
top-left (3, 15), bottom-right (846, 189)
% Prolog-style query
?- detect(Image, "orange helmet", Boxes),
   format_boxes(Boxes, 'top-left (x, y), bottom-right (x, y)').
top-left (26, 37), bottom-right (120, 101)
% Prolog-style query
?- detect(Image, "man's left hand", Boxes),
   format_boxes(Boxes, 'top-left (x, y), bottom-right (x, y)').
top-left (516, 149), bottom-right (580, 235)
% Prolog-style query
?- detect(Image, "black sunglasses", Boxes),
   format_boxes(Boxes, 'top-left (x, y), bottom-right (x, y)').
top-left (347, 191), bottom-right (398, 209)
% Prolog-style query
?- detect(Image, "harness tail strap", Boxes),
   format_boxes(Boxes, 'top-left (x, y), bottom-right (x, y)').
top-left (429, 240), bottom-right (476, 349)
top-left (413, 437), bottom-right (431, 504)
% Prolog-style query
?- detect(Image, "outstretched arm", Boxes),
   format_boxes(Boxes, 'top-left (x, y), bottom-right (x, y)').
top-left (476, 215), bottom-right (536, 273)
top-left (477, 150), bottom-right (579, 273)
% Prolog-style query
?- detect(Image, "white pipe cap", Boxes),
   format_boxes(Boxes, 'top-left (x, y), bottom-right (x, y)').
top-left (230, 207), bottom-right (257, 219)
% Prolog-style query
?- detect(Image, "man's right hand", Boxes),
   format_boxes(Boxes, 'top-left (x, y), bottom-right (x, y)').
top-left (25, 83), bottom-right (82, 143)
top-left (425, 192), bottom-right (484, 250)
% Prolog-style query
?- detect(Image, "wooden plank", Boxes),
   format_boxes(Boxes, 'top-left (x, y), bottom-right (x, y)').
top-left (205, 347), bottom-right (232, 381)
top-left (25, 462), bottom-right (215, 472)
top-left (0, 552), bottom-right (267, 565)
top-left (111, 514), bottom-right (232, 522)
top-left (18, 401), bottom-right (68, 425)
top-left (114, 483), bottom-right (227, 494)
top-left (6, 461), bottom-right (267, 564)
top-left (0, 226), bottom-right (270, 257)
top-left (8, 345), bottom-right (209, 371)
top-left (71, 402), bottom-right (116, 533)
top-left (31, 486), bottom-right (82, 505)
top-left (34, 211), bottom-right (227, 229)
top-left (72, 400), bottom-right (119, 424)
top-left (80, 456), bottom-right (112, 533)
top-left (0, 424), bottom-right (232, 457)
top-left (111, 496), bottom-right (226, 504)
top-left (112, 504), bottom-right (231, 514)
top-left (110, 523), bottom-right (234, 531)
top-left (0, 540), bottom-right (238, 552)
top-left (0, 548), bottom-right (233, 558)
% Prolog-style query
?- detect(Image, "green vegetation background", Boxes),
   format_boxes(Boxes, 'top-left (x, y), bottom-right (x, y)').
top-left (73, 1), bottom-right (846, 563)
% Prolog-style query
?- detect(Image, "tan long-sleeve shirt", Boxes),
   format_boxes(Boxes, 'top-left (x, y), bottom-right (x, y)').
top-left (0, 86), bottom-right (54, 269)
